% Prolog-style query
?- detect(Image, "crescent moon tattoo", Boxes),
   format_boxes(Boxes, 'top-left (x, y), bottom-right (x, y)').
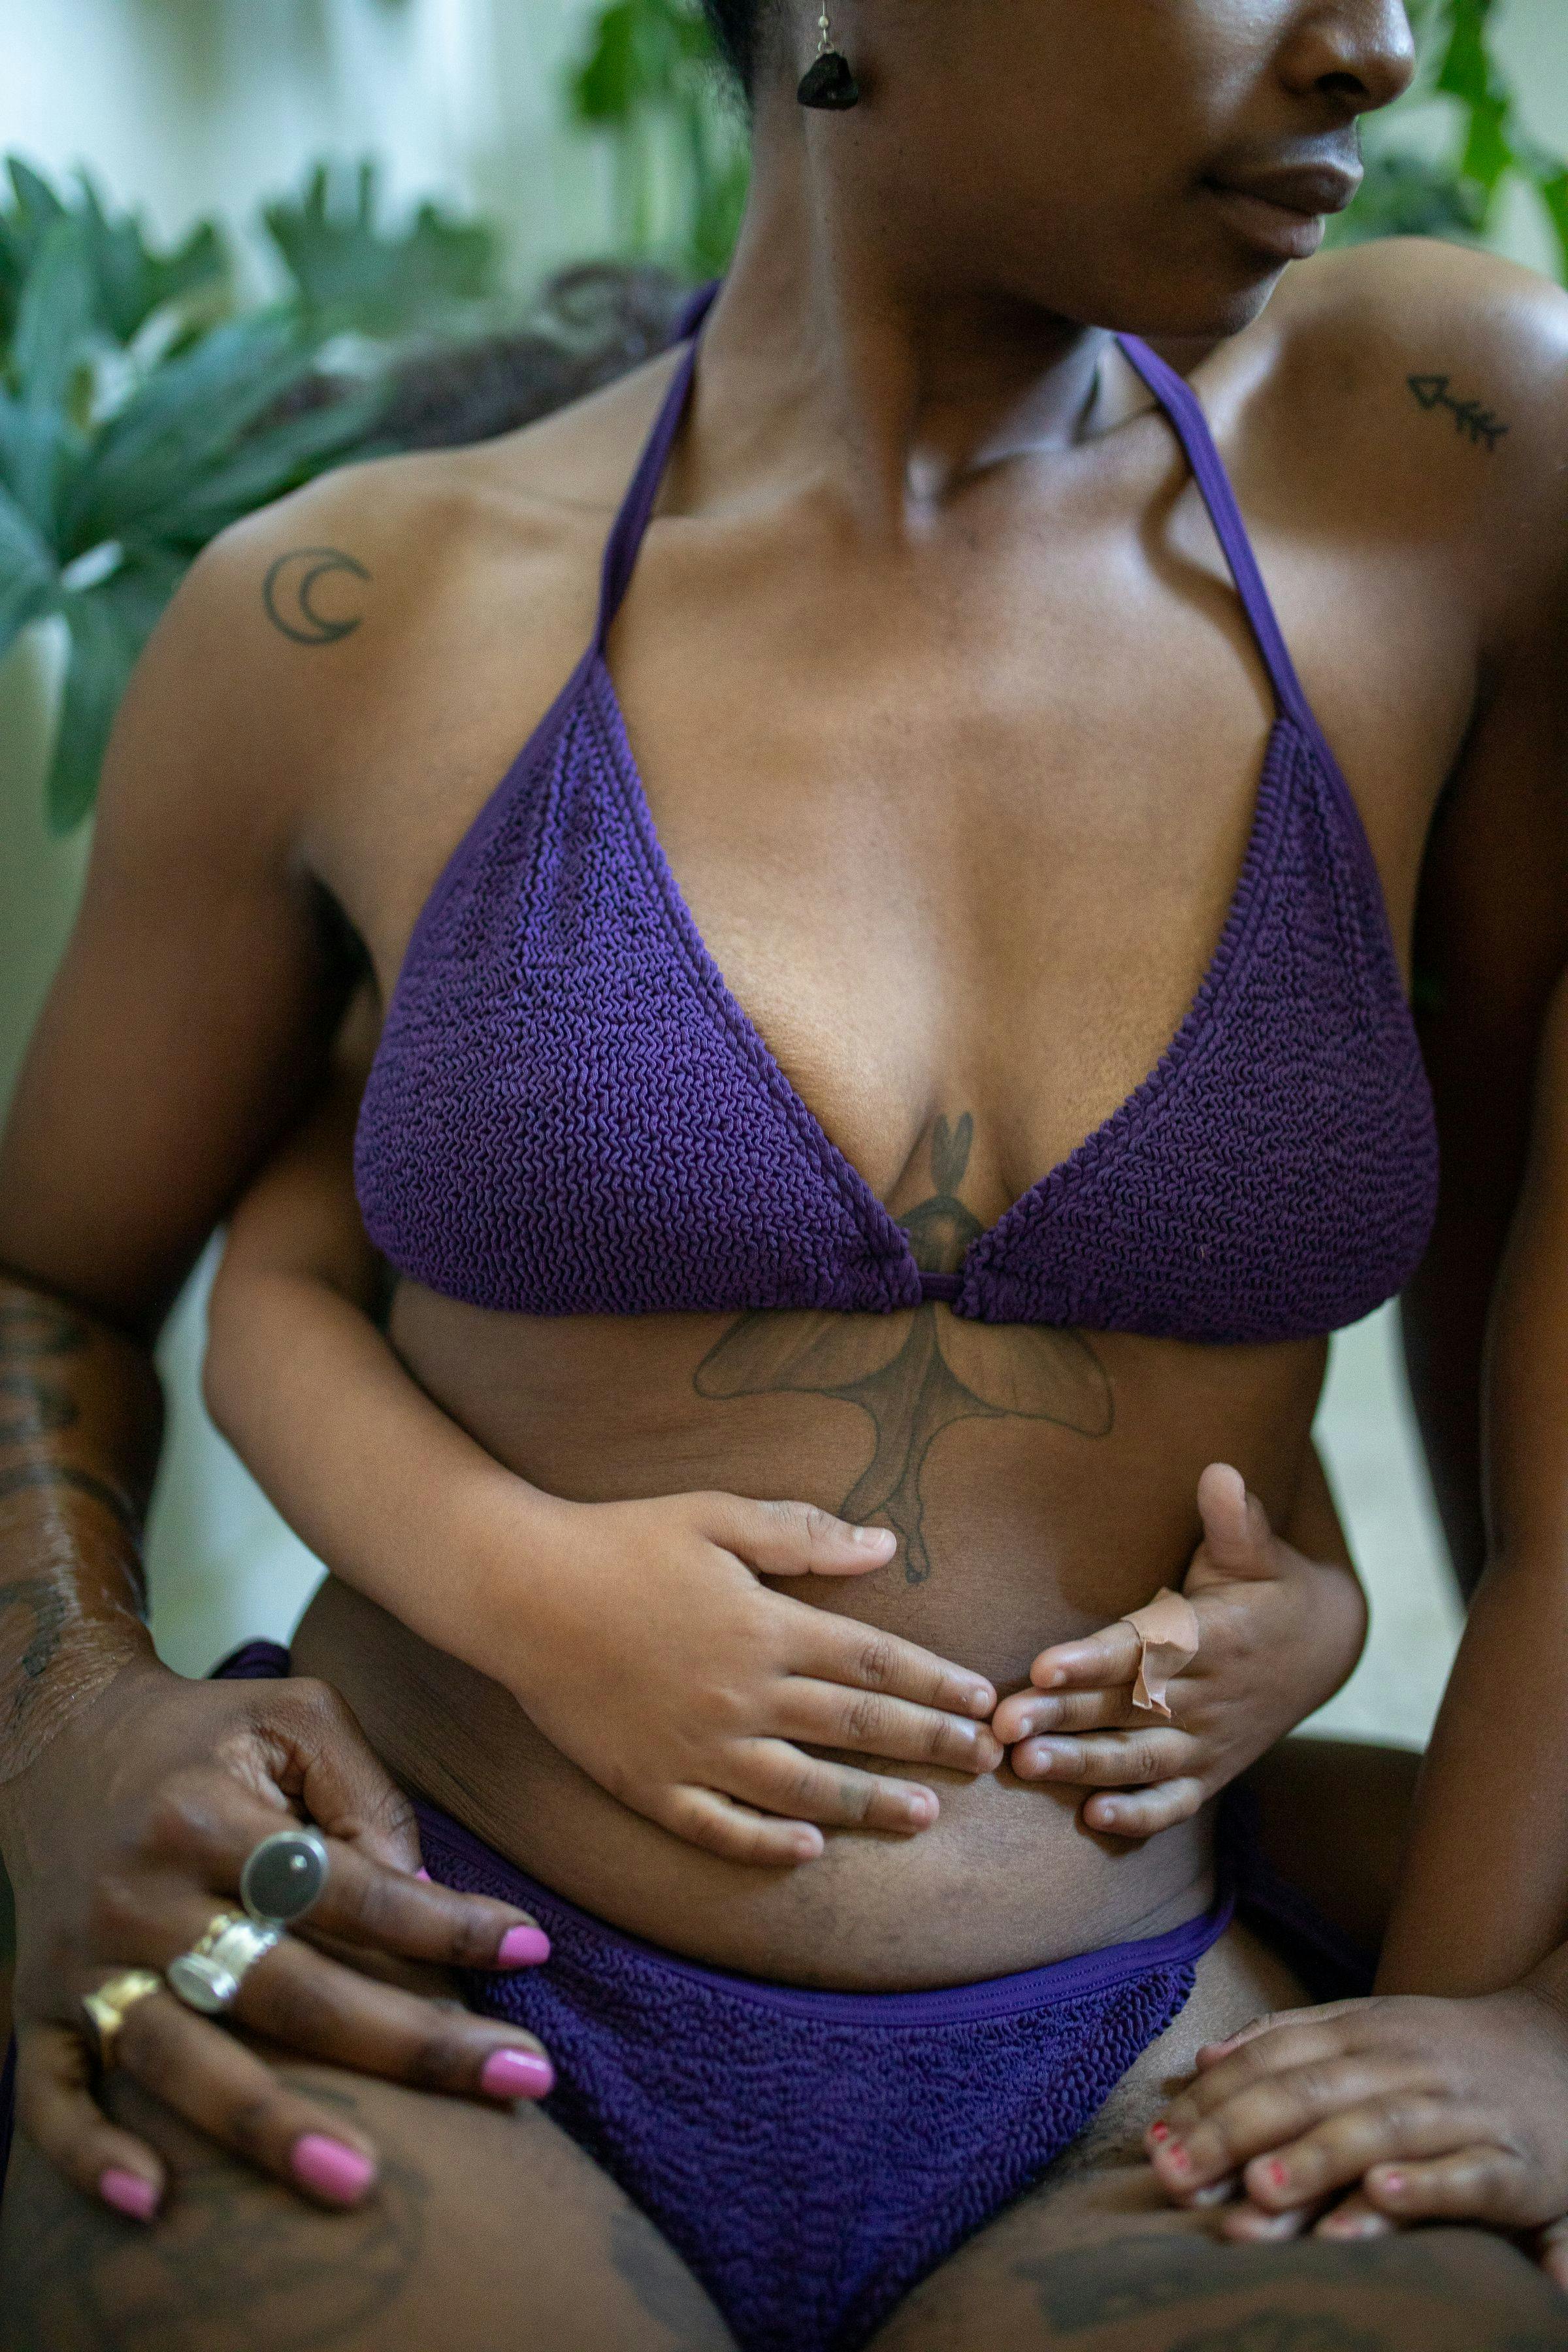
top-left (262, 546), bottom-right (372, 646)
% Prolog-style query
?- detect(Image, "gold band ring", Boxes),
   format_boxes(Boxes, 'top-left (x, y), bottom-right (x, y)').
top-left (81, 1970), bottom-right (164, 2068)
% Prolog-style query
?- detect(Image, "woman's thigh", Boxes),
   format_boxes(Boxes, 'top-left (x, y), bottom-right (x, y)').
top-left (871, 1921), bottom-right (1568, 2351)
top-left (0, 2059), bottom-right (736, 2352)
top-left (868, 2151), bottom-right (1568, 2351)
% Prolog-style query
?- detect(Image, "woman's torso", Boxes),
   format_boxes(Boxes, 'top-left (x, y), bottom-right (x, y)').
top-left (288, 254), bottom-right (1485, 1987)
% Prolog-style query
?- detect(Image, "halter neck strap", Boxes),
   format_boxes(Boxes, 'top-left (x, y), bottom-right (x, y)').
top-left (1114, 333), bottom-right (1315, 734)
top-left (594, 297), bottom-right (1326, 757)
top-left (593, 283), bottom-right (720, 649)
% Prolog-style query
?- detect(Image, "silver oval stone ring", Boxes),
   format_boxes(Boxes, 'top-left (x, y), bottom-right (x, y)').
top-left (239, 1825), bottom-right (331, 1926)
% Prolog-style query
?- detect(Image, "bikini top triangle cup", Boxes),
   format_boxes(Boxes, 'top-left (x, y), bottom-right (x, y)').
top-left (354, 298), bottom-right (1439, 1343)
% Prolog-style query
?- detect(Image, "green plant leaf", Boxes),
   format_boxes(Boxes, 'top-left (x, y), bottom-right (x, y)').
top-left (568, 0), bottom-right (742, 276)
top-left (9, 214), bottom-right (98, 412)
top-left (572, 0), bottom-right (717, 122)
top-left (262, 160), bottom-right (497, 337)
top-left (0, 390), bottom-right (89, 542)
top-left (46, 546), bottom-right (185, 832)
top-left (1329, 151), bottom-right (1486, 245)
top-left (140, 382), bottom-right (389, 547)
top-left (1529, 166), bottom-right (1568, 281)
top-left (1328, 0), bottom-right (1568, 286)
top-left (75, 176), bottom-right (227, 345)
top-left (61, 315), bottom-right (314, 550)
top-left (0, 476), bottom-right (57, 670)
top-left (1, 157), bottom-right (228, 358)
top-left (0, 157), bottom-right (69, 345)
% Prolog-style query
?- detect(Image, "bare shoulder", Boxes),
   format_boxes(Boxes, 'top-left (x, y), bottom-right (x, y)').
top-left (106, 351), bottom-right (681, 853)
top-left (1274, 237), bottom-right (1568, 433)
top-left (1207, 239), bottom-right (1568, 593)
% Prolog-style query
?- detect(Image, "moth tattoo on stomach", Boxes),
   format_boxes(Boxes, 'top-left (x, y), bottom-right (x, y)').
top-left (696, 1115), bottom-right (1113, 1584)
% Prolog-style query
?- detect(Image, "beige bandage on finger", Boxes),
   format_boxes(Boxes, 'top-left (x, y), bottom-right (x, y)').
top-left (1120, 1588), bottom-right (1201, 1718)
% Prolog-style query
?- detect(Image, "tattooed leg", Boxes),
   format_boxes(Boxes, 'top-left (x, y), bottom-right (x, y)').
top-left (866, 1929), bottom-right (1568, 2352)
top-left (0, 2059), bottom-right (735, 2352)
top-left (871, 2194), bottom-right (1568, 2352)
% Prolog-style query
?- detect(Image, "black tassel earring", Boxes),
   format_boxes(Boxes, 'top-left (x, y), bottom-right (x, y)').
top-left (797, 6), bottom-right (860, 108)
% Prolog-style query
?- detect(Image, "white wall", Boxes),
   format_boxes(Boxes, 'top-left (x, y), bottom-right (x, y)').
top-left (0, 0), bottom-right (1560, 1733)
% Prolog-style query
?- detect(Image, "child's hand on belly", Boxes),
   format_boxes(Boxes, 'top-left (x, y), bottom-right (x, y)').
top-left (990, 1463), bottom-right (1367, 1837)
top-left (503, 1491), bottom-right (1002, 1865)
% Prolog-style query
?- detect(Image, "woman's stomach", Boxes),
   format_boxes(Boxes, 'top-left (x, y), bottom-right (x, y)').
top-left (290, 1288), bottom-right (1326, 1989)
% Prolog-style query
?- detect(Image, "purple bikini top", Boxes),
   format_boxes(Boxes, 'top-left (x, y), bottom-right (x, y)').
top-left (355, 305), bottom-right (1437, 1344)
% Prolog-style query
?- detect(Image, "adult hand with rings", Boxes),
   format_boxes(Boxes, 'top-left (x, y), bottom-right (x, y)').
top-left (4, 1659), bottom-right (557, 2225)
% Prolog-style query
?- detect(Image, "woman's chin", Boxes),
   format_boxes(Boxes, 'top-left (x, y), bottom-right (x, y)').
top-left (1110, 272), bottom-right (1287, 349)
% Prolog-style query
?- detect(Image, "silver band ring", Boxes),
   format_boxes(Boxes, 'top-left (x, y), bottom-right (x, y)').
top-left (166, 1911), bottom-right (284, 2015)
top-left (240, 1826), bottom-right (330, 1926)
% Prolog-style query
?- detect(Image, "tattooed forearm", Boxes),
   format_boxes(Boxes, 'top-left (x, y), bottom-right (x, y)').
top-left (1407, 373), bottom-right (1509, 452)
top-left (0, 1465), bottom-right (139, 1537)
top-left (262, 547), bottom-right (372, 646)
top-left (0, 1372), bottom-right (80, 1439)
top-left (0, 1299), bottom-right (88, 1359)
top-left (0, 1276), bottom-right (161, 1783)
top-left (696, 1114), bottom-right (1112, 1584)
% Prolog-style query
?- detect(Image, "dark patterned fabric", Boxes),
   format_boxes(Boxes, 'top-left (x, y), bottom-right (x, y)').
top-left (355, 302), bottom-right (1437, 1341)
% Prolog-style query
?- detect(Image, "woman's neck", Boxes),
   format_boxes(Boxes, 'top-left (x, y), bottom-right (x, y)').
top-left (693, 103), bottom-right (1124, 528)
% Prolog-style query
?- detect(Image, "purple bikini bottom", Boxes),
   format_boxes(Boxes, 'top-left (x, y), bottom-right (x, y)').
top-left (1, 1641), bottom-right (1369, 2352)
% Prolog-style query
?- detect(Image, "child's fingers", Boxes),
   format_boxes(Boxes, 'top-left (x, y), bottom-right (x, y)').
top-left (992, 1685), bottom-right (1141, 1742)
top-left (1237, 2097), bottom-right (1493, 2215)
top-left (1151, 2048), bottom-right (1426, 2194)
top-left (1195, 2004), bottom-right (1358, 2071)
top-left (1218, 2195), bottom-right (1324, 2242)
top-left (1313, 2188), bottom-right (1397, 2242)
top-left (1081, 1778), bottom-right (1205, 1838)
top-left (1011, 1728), bottom-right (1190, 1787)
top-left (1194, 1461), bottom-right (1277, 1578)
top-left (1027, 1622), bottom-right (1143, 1691)
top-left (1364, 2148), bottom-right (1539, 2230)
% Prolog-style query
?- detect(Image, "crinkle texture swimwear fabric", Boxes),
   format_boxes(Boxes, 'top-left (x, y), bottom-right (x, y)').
top-left (416, 1800), bottom-right (1229, 2352)
top-left (353, 310), bottom-right (1437, 1344)
top-left (127, 1643), bottom-right (1370, 2352)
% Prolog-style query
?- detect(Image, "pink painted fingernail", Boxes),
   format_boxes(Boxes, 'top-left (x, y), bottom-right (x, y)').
top-left (99, 2167), bottom-right (159, 2221)
top-left (1380, 2170), bottom-right (1405, 2196)
top-left (291, 2134), bottom-right (376, 2205)
top-left (480, 2046), bottom-right (555, 2100)
top-left (1164, 2143), bottom-right (1191, 2175)
top-left (496, 1923), bottom-right (551, 1967)
top-left (415, 1867), bottom-right (433, 1882)
top-left (1321, 2213), bottom-right (1386, 2240)
top-left (1148, 2121), bottom-right (1171, 2144)
top-left (1266, 2160), bottom-right (1290, 2191)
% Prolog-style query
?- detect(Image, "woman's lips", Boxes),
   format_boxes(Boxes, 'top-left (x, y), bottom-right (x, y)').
top-left (1204, 182), bottom-right (1330, 261)
top-left (1202, 167), bottom-right (1360, 263)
